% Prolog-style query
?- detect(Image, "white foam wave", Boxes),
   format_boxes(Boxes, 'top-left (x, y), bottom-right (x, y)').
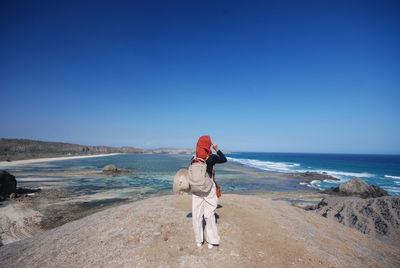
top-left (382, 186), bottom-right (400, 193)
top-left (384, 175), bottom-right (400, 180)
top-left (308, 180), bottom-right (323, 190)
top-left (226, 157), bottom-right (300, 172)
top-left (227, 157), bottom-right (374, 180)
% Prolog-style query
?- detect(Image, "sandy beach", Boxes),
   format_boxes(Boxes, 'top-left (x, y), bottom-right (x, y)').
top-left (0, 153), bottom-right (124, 167)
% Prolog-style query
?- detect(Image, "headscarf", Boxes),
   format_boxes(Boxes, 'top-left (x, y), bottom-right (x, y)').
top-left (196, 135), bottom-right (212, 160)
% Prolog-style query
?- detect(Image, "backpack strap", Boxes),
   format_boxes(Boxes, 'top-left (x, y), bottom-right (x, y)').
top-left (190, 155), bottom-right (209, 165)
top-left (195, 157), bottom-right (206, 162)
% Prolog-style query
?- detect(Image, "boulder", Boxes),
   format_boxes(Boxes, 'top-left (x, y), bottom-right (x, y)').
top-left (0, 170), bottom-right (17, 200)
top-left (323, 177), bottom-right (388, 198)
top-left (102, 164), bottom-right (118, 172)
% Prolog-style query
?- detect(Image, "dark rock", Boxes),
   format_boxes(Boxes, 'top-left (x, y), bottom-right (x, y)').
top-left (323, 177), bottom-right (388, 198)
top-left (287, 171), bottom-right (340, 183)
top-left (0, 170), bottom-right (17, 200)
top-left (309, 195), bottom-right (400, 247)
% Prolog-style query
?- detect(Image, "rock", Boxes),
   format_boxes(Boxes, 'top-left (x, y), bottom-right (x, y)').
top-left (101, 165), bottom-right (135, 176)
top-left (310, 195), bottom-right (400, 247)
top-left (323, 177), bottom-right (388, 198)
top-left (287, 171), bottom-right (340, 183)
top-left (102, 164), bottom-right (118, 172)
top-left (0, 170), bottom-right (17, 200)
top-left (0, 202), bottom-right (43, 245)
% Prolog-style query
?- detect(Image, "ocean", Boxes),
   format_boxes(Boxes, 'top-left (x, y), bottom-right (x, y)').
top-left (2, 152), bottom-right (400, 202)
top-left (227, 152), bottom-right (400, 195)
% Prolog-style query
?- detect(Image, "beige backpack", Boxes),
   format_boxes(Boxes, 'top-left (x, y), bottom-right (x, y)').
top-left (173, 168), bottom-right (190, 194)
top-left (188, 157), bottom-right (213, 194)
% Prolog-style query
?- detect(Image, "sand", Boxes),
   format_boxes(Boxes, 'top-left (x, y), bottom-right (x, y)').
top-left (0, 153), bottom-right (124, 168)
top-left (1, 194), bottom-right (399, 268)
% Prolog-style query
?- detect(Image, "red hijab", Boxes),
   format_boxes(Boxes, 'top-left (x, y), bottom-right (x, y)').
top-left (196, 136), bottom-right (212, 160)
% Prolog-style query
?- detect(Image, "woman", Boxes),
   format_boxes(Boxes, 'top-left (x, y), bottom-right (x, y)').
top-left (191, 135), bottom-right (227, 249)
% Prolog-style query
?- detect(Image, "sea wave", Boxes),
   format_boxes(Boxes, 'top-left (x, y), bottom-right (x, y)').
top-left (304, 170), bottom-right (375, 179)
top-left (227, 157), bottom-right (375, 180)
top-left (226, 157), bottom-right (300, 172)
top-left (382, 186), bottom-right (400, 193)
top-left (384, 175), bottom-right (400, 180)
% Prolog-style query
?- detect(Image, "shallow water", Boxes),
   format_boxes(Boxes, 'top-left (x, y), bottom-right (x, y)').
top-left (1, 154), bottom-right (305, 203)
top-left (3, 152), bottom-right (397, 208)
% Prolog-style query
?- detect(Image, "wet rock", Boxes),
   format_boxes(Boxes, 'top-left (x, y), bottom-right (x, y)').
top-left (0, 170), bottom-right (17, 200)
top-left (102, 164), bottom-right (135, 176)
top-left (287, 171), bottom-right (340, 183)
top-left (102, 164), bottom-right (118, 172)
top-left (323, 177), bottom-right (388, 198)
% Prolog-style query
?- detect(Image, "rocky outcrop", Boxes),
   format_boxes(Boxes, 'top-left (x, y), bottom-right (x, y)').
top-left (102, 164), bottom-right (135, 176)
top-left (102, 164), bottom-right (118, 172)
top-left (323, 177), bottom-right (388, 198)
top-left (1, 195), bottom-right (399, 267)
top-left (310, 195), bottom-right (400, 247)
top-left (287, 171), bottom-right (340, 183)
top-left (0, 170), bottom-right (16, 200)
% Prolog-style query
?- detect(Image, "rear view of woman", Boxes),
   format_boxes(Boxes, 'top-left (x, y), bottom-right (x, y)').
top-left (191, 135), bottom-right (227, 248)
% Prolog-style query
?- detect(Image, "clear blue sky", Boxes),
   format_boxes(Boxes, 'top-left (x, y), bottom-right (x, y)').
top-left (1, 0), bottom-right (399, 154)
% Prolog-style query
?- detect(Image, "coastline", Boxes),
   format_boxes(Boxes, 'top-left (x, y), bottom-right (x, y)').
top-left (0, 153), bottom-right (124, 167)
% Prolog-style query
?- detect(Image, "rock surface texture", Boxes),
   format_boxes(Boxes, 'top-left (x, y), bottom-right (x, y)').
top-left (0, 170), bottom-right (16, 200)
top-left (0, 202), bottom-right (42, 246)
top-left (0, 194), bottom-right (399, 267)
top-left (312, 195), bottom-right (400, 247)
top-left (323, 177), bottom-right (388, 198)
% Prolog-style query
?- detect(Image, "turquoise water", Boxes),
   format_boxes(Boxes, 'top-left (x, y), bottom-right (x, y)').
top-left (2, 152), bottom-right (399, 202)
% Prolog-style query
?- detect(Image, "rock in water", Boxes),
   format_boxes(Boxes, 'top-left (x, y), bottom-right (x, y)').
top-left (102, 164), bottom-right (118, 172)
top-left (0, 170), bottom-right (17, 200)
top-left (323, 177), bottom-right (388, 198)
top-left (311, 195), bottom-right (400, 247)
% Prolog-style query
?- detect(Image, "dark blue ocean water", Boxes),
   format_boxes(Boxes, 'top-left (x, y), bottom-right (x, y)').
top-left (226, 152), bottom-right (400, 195)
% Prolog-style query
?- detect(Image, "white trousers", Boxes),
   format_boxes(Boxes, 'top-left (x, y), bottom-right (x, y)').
top-left (192, 182), bottom-right (220, 245)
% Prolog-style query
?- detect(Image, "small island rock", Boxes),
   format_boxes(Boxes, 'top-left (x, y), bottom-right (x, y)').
top-left (102, 164), bottom-right (118, 172)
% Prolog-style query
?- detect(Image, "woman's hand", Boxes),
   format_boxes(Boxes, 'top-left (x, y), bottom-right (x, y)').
top-left (212, 143), bottom-right (219, 152)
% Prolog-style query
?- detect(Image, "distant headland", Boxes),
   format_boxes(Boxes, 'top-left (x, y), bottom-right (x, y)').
top-left (0, 138), bottom-right (194, 161)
